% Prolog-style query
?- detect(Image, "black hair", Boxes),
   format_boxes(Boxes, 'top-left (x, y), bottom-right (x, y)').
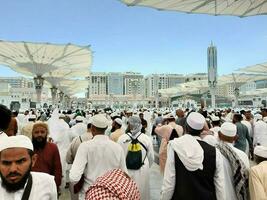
top-left (233, 114), bottom-right (243, 122)
top-left (0, 104), bottom-right (12, 131)
top-left (254, 155), bottom-right (267, 164)
top-left (87, 123), bottom-right (92, 129)
top-left (92, 125), bottom-right (107, 133)
top-left (212, 120), bottom-right (220, 127)
top-left (185, 122), bottom-right (202, 136)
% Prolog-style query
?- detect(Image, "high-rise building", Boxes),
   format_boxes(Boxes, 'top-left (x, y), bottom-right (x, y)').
top-left (207, 42), bottom-right (217, 88)
top-left (87, 72), bottom-right (108, 97)
top-left (207, 42), bottom-right (218, 108)
top-left (123, 72), bottom-right (144, 96)
top-left (0, 77), bottom-right (34, 88)
top-left (107, 72), bottom-right (124, 95)
top-left (145, 73), bottom-right (203, 98)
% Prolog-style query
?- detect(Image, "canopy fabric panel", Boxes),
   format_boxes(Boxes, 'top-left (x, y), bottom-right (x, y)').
top-left (121, 0), bottom-right (267, 17)
top-left (238, 62), bottom-right (267, 74)
top-left (0, 40), bottom-right (92, 77)
top-left (159, 73), bottom-right (267, 96)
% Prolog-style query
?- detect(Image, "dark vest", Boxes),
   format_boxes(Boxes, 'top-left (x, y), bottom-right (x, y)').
top-left (171, 140), bottom-right (216, 200)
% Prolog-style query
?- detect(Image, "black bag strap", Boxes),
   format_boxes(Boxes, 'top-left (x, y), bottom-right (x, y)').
top-left (126, 132), bottom-right (148, 164)
top-left (21, 173), bottom-right (33, 200)
top-left (79, 136), bottom-right (83, 143)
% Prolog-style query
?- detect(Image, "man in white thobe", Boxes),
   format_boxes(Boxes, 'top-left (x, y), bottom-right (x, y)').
top-left (254, 115), bottom-right (267, 147)
top-left (117, 116), bottom-right (154, 200)
top-left (249, 145), bottom-right (267, 200)
top-left (161, 112), bottom-right (225, 200)
top-left (217, 122), bottom-right (250, 200)
top-left (69, 114), bottom-right (127, 200)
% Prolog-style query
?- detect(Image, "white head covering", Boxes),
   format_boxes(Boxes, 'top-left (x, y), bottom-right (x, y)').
top-left (220, 122), bottom-right (237, 137)
top-left (254, 113), bottom-right (263, 121)
top-left (163, 113), bottom-right (175, 119)
top-left (170, 134), bottom-right (204, 171)
top-left (254, 146), bottom-right (267, 158)
top-left (28, 114), bottom-right (36, 120)
top-left (128, 116), bottom-right (142, 135)
top-left (59, 113), bottom-right (65, 118)
top-left (91, 114), bottom-right (109, 129)
top-left (211, 115), bottom-right (220, 122)
top-left (110, 112), bottom-right (120, 118)
top-left (76, 116), bottom-right (84, 122)
top-left (262, 116), bottom-right (267, 122)
top-left (114, 118), bottom-right (122, 126)
top-left (0, 135), bottom-right (33, 152)
top-left (186, 112), bottom-right (205, 130)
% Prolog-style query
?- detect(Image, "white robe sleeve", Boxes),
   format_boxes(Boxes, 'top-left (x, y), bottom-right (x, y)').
top-left (69, 142), bottom-right (88, 183)
top-left (161, 144), bottom-right (175, 200)
top-left (214, 149), bottom-right (226, 200)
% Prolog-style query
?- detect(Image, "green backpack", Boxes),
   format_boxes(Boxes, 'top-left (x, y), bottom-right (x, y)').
top-left (125, 133), bottom-right (148, 170)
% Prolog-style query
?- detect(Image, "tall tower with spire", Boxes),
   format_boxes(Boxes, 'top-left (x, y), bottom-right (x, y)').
top-left (207, 42), bottom-right (217, 108)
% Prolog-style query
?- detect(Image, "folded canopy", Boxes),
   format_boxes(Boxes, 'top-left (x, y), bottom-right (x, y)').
top-left (121, 0), bottom-right (267, 17)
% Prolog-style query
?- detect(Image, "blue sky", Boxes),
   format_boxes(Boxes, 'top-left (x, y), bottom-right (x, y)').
top-left (0, 0), bottom-right (267, 77)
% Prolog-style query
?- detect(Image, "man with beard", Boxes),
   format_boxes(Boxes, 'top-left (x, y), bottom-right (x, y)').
top-left (0, 135), bottom-right (57, 199)
top-left (31, 121), bottom-right (62, 195)
top-left (110, 118), bottom-right (123, 142)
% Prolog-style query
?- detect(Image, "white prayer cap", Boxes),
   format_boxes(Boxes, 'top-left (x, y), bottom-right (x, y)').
top-left (163, 113), bottom-right (175, 119)
top-left (186, 112), bottom-right (205, 130)
top-left (234, 108), bottom-right (240, 113)
top-left (244, 108), bottom-right (251, 112)
top-left (254, 146), bottom-right (267, 158)
top-left (220, 122), bottom-right (237, 137)
top-left (211, 115), bottom-right (220, 122)
top-left (263, 117), bottom-right (267, 122)
top-left (0, 135), bottom-right (33, 152)
top-left (59, 113), bottom-right (65, 118)
top-left (114, 118), bottom-right (122, 126)
top-left (110, 112), bottom-right (119, 118)
top-left (91, 114), bottom-right (109, 129)
top-left (28, 114), bottom-right (36, 119)
top-left (126, 109), bottom-right (133, 114)
top-left (76, 116), bottom-right (83, 122)
top-left (254, 114), bottom-right (262, 121)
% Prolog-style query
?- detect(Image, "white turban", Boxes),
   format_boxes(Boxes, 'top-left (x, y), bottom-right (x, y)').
top-left (0, 135), bottom-right (33, 152)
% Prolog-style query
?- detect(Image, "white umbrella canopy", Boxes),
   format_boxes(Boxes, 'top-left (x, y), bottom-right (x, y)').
top-left (0, 40), bottom-right (92, 77)
top-left (237, 62), bottom-right (267, 74)
top-left (121, 0), bottom-right (267, 17)
top-left (159, 73), bottom-right (267, 96)
top-left (57, 79), bottom-right (88, 95)
top-left (240, 88), bottom-right (267, 96)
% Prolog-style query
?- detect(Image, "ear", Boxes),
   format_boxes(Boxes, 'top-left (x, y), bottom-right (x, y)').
top-left (31, 154), bottom-right (38, 167)
top-left (218, 132), bottom-right (222, 139)
top-left (233, 135), bottom-right (238, 141)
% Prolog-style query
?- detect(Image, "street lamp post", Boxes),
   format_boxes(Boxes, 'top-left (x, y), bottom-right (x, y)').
top-left (33, 75), bottom-right (44, 104)
top-left (234, 88), bottom-right (240, 108)
top-left (50, 86), bottom-right (58, 106)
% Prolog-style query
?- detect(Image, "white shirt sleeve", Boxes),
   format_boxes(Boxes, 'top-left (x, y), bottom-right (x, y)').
top-left (69, 142), bottom-right (88, 183)
top-left (160, 144), bottom-right (175, 200)
top-left (214, 149), bottom-right (226, 200)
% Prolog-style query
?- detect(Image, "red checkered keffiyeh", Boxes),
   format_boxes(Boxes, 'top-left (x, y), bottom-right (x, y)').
top-left (85, 169), bottom-right (140, 200)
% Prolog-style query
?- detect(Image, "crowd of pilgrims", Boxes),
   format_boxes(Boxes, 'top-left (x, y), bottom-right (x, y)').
top-left (0, 103), bottom-right (267, 200)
